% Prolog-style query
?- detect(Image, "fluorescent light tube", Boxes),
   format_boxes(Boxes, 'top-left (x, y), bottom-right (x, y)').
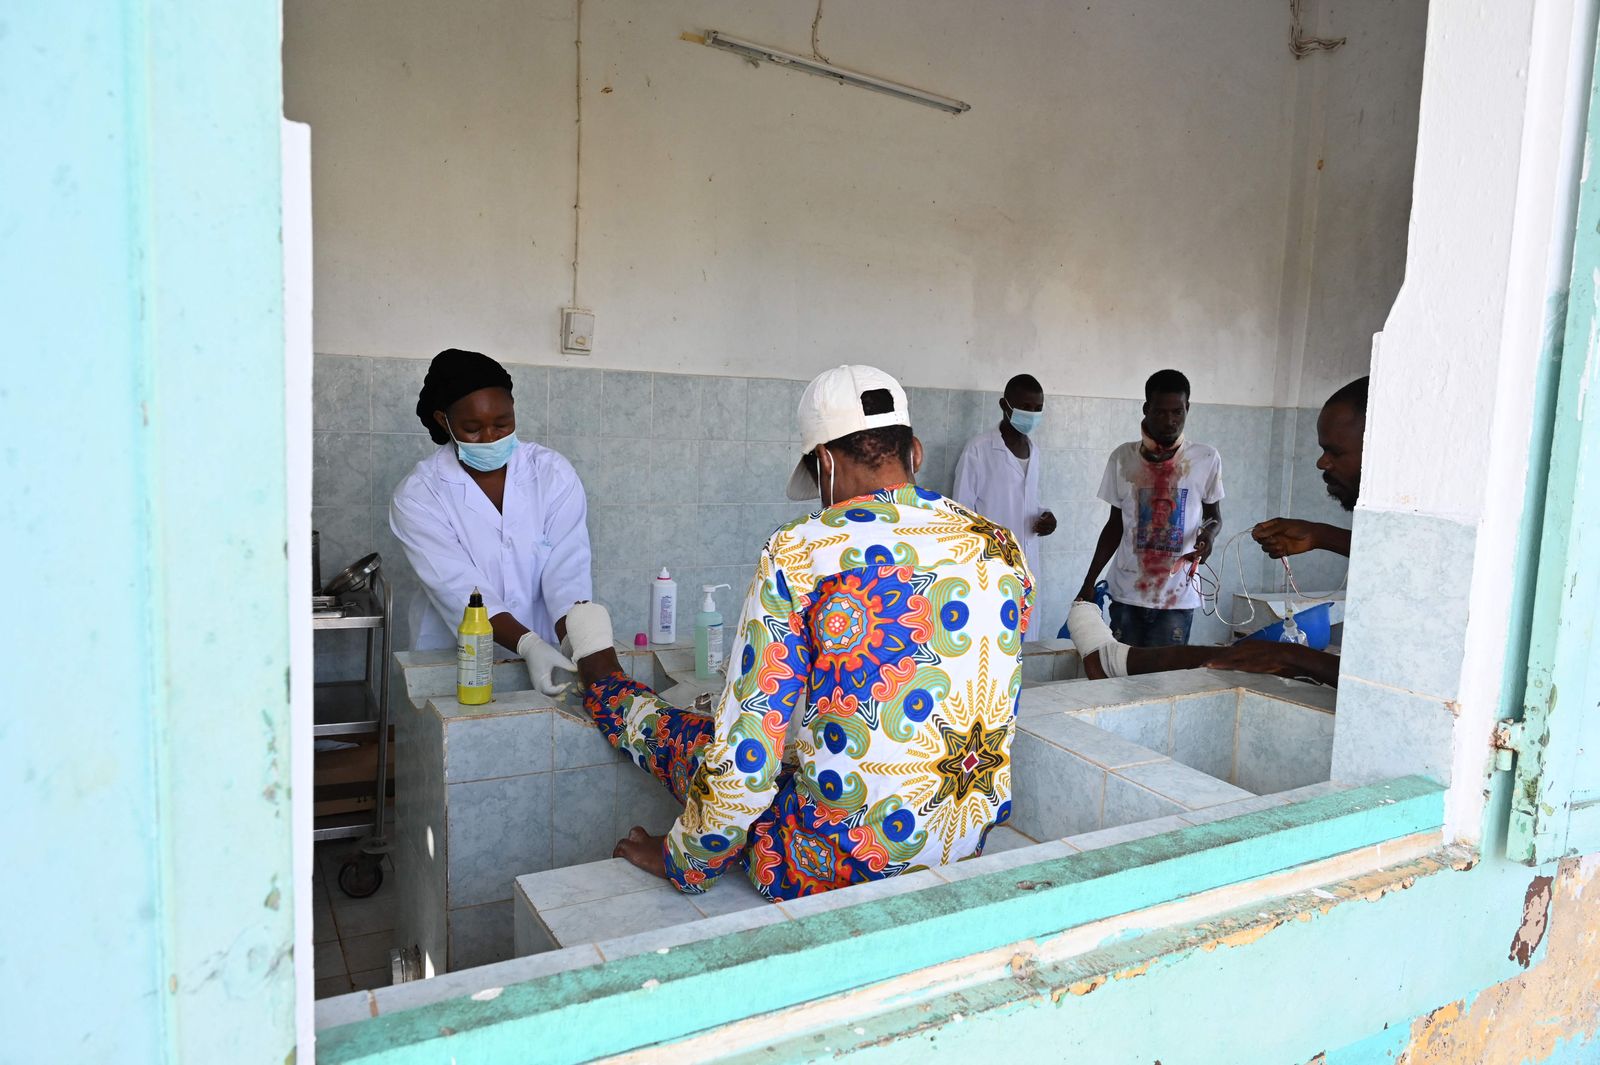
top-left (700, 31), bottom-right (971, 115)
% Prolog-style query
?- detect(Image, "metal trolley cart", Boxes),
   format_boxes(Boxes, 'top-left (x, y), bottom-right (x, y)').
top-left (312, 552), bottom-right (394, 898)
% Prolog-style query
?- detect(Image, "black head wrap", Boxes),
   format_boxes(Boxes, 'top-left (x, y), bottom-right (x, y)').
top-left (415, 348), bottom-right (514, 444)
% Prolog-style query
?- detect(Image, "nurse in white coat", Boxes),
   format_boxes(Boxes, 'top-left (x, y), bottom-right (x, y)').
top-left (951, 373), bottom-right (1057, 636)
top-left (390, 348), bottom-right (593, 695)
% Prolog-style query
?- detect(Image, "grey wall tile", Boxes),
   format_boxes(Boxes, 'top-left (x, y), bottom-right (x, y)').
top-left (698, 440), bottom-right (748, 503)
top-left (650, 504), bottom-right (702, 574)
top-left (312, 506), bottom-right (374, 585)
top-left (745, 378), bottom-right (805, 442)
top-left (447, 773), bottom-right (553, 907)
top-left (543, 436), bottom-right (602, 500)
top-left (745, 440), bottom-right (802, 504)
top-left (1009, 732), bottom-right (1105, 839)
top-left (1079, 397), bottom-right (1143, 451)
top-left (513, 887), bottom-right (560, 956)
top-left (697, 376), bottom-right (748, 440)
top-left (445, 710), bottom-right (552, 783)
top-left (1092, 701), bottom-right (1173, 753)
top-left (550, 367), bottom-right (604, 435)
top-left (903, 387), bottom-right (952, 446)
top-left (646, 438), bottom-right (699, 505)
top-left (613, 760), bottom-right (683, 839)
top-left (369, 433), bottom-right (437, 506)
top-left (1236, 692), bottom-right (1335, 794)
top-left (583, 443), bottom-right (641, 507)
top-left (1037, 394), bottom-right (1085, 450)
top-left (371, 356), bottom-right (430, 434)
top-left (448, 899), bottom-right (513, 971)
top-left (314, 431), bottom-right (372, 507)
top-left (1018, 713), bottom-right (1164, 770)
top-left (1101, 772), bottom-right (1186, 828)
top-left (551, 765), bottom-right (620, 867)
top-left (589, 503), bottom-right (658, 571)
top-left (949, 390), bottom-right (1002, 440)
top-left (1329, 677), bottom-right (1454, 787)
top-left (1171, 691), bottom-right (1238, 781)
top-left (1116, 759), bottom-right (1253, 810)
top-left (314, 354), bottom-right (372, 431)
top-left (918, 444), bottom-right (957, 498)
top-left (505, 363), bottom-right (549, 442)
top-left (552, 709), bottom-right (624, 770)
top-left (652, 373), bottom-right (700, 437)
top-left (601, 371), bottom-right (653, 438)
top-left (1341, 509), bottom-right (1472, 701)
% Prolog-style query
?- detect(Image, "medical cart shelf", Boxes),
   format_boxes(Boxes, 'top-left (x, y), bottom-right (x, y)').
top-left (312, 568), bottom-right (394, 898)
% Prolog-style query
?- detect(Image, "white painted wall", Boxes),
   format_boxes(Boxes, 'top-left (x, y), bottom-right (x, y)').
top-left (285, 1), bottom-right (1421, 404)
top-left (1277, 0), bottom-right (1428, 409)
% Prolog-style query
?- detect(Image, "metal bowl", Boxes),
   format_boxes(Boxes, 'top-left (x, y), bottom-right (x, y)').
top-left (322, 552), bottom-right (382, 596)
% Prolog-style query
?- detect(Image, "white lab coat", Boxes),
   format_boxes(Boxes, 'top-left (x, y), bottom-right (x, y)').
top-left (952, 427), bottom-right (1045, 591)
top-left (389, 441), bottom-right (594, 652)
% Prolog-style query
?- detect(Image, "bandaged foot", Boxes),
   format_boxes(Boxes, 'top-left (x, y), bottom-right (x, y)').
top-left (1067, 600), bottom-right (1130, 678)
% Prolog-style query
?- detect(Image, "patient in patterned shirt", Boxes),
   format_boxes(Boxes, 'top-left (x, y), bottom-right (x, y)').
top-left (562, 365), bottom-right (1035, 902)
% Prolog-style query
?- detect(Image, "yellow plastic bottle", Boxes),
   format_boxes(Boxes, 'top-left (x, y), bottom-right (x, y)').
top-left (457, 588), bottom-right (494, 705)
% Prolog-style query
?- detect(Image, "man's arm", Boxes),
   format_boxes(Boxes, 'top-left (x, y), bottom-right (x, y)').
top-left (1202, 640), bottom-right (1341, 688)
top-left (1252, 518), bottom-right (1352, 559)
top-left (1078, 507), bottom-right (1122, 600)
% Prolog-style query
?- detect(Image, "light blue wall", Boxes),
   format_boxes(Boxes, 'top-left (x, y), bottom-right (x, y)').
top-left (2, 3), bottom-right (295, 1060)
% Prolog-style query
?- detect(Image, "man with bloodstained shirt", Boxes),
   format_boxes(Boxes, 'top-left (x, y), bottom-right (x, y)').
top-left (1077, 369), bottom-right (1223, 647)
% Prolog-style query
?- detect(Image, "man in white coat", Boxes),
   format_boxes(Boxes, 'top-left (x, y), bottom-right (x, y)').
top-left (389, 348), bottom-right (593, 696)
top-left (952, 373), bottom-right (1056, 629)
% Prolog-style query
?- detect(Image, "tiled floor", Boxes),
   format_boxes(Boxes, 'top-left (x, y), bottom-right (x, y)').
top-left (314, 840), bottom-right (399, 1000)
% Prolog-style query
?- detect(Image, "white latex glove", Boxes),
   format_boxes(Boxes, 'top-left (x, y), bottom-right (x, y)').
top-left (517, 631), bottom-right (577, 697)
top-left (562, 602), bottom-right (615, 661)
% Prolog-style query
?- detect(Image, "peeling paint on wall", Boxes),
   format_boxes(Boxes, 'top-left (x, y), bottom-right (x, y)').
top-left (1398, 857), bottom-right (1600, 1064)
top-left (1508, 874), bottom-right (1553, 968)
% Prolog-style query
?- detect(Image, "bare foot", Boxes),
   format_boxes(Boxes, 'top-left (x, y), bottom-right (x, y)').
top-left (612, 825), bottom-right (669, 880)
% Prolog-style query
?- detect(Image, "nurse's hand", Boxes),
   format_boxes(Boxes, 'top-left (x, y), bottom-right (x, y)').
top-left (517, 631), bottom-right (578, 697)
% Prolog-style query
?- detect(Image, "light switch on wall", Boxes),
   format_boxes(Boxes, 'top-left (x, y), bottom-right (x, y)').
top-left (561, 308), bottom-right (594, 355)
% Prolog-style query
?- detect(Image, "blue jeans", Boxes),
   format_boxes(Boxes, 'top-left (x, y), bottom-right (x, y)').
top-left (1109, 601), bottom-right (1194, 648)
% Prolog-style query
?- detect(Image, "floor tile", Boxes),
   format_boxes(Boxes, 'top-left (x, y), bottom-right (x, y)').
top-left (350, 966), bottom-right (392, 992)
top-left (342, 930), bottom-right (396, 973)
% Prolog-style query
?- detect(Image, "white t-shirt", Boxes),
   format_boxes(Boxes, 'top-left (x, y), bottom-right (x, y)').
top-left (1097, 440), bottom-right (1225, 610)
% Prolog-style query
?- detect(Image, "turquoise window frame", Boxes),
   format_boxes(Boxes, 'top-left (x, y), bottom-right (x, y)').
top-left (318, 776), bottom-right (1442, 1064)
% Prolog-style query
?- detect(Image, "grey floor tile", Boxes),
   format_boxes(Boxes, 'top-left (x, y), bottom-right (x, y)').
top-left (315, 975), bottom-right (355, 1002)
top-left (518, 858), bottom-right (669, 912)
top-left (349, 966), bottom-right (392, 993)
top-left (315, 938), bottom-right (347, 977)
top-left (342, 930), bottom-right (396, 974)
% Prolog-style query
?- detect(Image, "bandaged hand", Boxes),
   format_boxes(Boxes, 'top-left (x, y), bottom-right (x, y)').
top-left (517, 631), bottom-right (577, 697)
top-left (562, 601), bottom-right (615, 661)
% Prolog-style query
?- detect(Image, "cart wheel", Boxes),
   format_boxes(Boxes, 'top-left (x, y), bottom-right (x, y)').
top-left (338, 855), bottom-right (383, 899)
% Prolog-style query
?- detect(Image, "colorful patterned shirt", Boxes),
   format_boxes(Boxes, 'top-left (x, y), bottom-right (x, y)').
top-left (595, 483), bottom-right (1035, 900)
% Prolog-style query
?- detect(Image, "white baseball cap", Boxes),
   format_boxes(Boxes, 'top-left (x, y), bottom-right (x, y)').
top-left (785, 365), bottom-right (912, 501)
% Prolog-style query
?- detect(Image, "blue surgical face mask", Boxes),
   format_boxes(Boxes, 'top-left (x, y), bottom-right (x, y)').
top-left (1007, 406), bottom-right (1042, 436)
top-left (448, 419), bottom-right (519, 472)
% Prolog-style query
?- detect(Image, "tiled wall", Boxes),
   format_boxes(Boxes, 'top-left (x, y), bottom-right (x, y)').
top-left (314, 354), bottom-right (1340, 678)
